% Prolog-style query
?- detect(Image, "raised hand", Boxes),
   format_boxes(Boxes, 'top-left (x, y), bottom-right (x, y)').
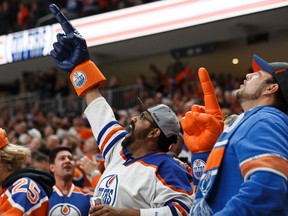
top-left (49, 4), bottom-right (106, 97)
top-left (180, 68), bottom-right (224, 153)
top-left (49, 4), bottom-right (89, 73)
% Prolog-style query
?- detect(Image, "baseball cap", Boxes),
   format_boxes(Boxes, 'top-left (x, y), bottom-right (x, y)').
top-left (0, 128), bottom-right (9, 148)
top-left (28, 128), bottom-right (42, 139)
top-left (252, 54), bottom-right (288, 106)
top-left (138, 98), bottom-right (180, 139)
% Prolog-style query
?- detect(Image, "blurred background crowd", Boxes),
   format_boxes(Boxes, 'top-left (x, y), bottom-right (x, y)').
top-left (0, 0), bottom-right (159, 36)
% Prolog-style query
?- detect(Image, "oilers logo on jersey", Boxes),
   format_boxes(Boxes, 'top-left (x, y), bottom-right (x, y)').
top-left (49, 203), bottom-right (81, 216)
top-left (192, 159), bottom-right (206, 180)
top-left (97, 174), bottom-right (118, 206)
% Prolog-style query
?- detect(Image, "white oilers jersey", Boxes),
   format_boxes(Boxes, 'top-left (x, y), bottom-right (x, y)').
top-left (84, 97), bottom-right (193, 216)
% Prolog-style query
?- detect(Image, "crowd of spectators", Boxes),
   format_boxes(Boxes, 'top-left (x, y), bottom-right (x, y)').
top-left (0, 59), bottom-right (244, 207)
top-left (0, 0), bottom-right (160, 36)
top-left (0, 59), bottom-right (243, 153)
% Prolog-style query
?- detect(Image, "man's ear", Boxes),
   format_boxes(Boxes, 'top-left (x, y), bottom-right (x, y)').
top-left (265, 83), bottom-right (279, 95)
top-left (148, 128), bottom-right (161, 138)
top-left (49, 164), bottom-right (55, 173)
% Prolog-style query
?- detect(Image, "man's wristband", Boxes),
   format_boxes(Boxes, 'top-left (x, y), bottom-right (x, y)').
top-left (70, 60), bottom-right (106, 97)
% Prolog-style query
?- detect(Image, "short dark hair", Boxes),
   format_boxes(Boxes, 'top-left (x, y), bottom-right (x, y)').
top-left (157, 132), bottom-right (178, 152)
top-left (49, 146), bottom-right (72, 164)
top-left (32, 151), bottom-right (49, 163)
top-left (266, 77), bottom-right (288, 113)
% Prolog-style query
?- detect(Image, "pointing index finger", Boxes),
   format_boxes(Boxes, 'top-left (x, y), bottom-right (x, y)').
top-left (198, 67), bottom-right (221, 114)
top-left (49, 4), bottom-right (76, 35)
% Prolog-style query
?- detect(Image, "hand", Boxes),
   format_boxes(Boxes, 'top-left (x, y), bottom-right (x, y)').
top-left (79, 156), bottom-right (100, 176)
top-left (173, 158), bottom-right (192, 175)
top-left (90, 205), bottom-right (140, 216)
top-left (49, 4), bottom-right (89, 72)
top-left (180, 68), bottom-right (224, 153)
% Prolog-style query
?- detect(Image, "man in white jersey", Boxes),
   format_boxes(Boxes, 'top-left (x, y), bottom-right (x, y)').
top-left (49, 4), bottom-right (193, 216)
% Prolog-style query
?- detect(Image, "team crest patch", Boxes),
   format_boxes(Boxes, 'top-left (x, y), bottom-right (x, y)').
top-left (192, 159), bottom-right (206, 180)
top-left (49, 203), bottom-right (81, 216)
top-left (199, 170), bottom-right (214, 197)
top-left (97, 174), bottom-right (118, 206)
top-left (73, 71), bottom-right (86, 88)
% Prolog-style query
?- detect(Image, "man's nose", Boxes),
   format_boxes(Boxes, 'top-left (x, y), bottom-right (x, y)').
top-left (246, 73), bottom-right (254, 80)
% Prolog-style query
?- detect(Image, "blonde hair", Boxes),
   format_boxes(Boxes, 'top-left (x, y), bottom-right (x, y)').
top-left (0, 143), bottom-right (31, 171)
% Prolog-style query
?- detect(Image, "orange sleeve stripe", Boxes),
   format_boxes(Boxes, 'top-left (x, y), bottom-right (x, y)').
top-left (100, 126), bottom-right (124, 153)
top-left (204, 147), bottom-right (225, 170)
top-left (240, 155), bottom-right (288, 180)
top-left (173, 202), bottom-right (188, 216)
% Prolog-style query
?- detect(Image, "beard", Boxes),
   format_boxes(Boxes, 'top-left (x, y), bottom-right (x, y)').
top-left (121, 123), bottom-right (153, 149)
top-left (236, 82), bottom-right (266, 104)
top-left (121, 134), bottom-right (134, 149)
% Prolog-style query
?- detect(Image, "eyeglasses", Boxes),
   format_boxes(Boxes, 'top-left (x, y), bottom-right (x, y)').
top-left (139, 112), bottom-right (159, 128)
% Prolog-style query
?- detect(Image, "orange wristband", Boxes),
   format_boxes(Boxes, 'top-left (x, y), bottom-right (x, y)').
top-left (70, 60), bottom-right (106, 97)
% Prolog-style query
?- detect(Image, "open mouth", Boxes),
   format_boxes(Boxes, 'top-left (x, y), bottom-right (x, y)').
top-left (63, 164), bottom-right (72, 170)
top-left (125, 123), bottom-right (135, 136)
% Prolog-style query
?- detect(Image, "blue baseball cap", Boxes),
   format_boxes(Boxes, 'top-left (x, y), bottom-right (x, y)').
top-left (252, 54), bottom-right (288, 107)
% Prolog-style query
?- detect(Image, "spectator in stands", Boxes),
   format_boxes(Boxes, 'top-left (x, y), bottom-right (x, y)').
top-left (181, 55), bottom-right (288, 215)
top-left (49, 146), bottom-right (93, 215)
top-left (45, 134), bottom-right (60, 152)
top-left (136, 74), bottom-right (154, 100)
top-left (49, 6), bottom-right (193, 215)
top-left (65, 0), bottom-right (84, 19)
top-left (79, 155), bottom-right (102, 190)
top-left (0, 0), bottom-right (160, 36)
top-left (0, 0), bottom-right (12, 35)
top-left (43, 124), bottom-right (56, 139)
top-left (16, 1), bottom-right (31, 31)
top-left (82, 136), bottom-right (105, 172)
top-left (167, 132), bottom-right (185, 159)
top-left (0, 128), bottom-right (55, 215)
top-left (82, 0), bottom-right (100, 16)
top-left (31, 151), bottom-right (50, 172)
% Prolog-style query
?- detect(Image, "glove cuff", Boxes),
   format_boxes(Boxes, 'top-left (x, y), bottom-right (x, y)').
top-left (70, 60), bottom-right (106, 97)
top-left (191, 151), bottom-right (210, 187)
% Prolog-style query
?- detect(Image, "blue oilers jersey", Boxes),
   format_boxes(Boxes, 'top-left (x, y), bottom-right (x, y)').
top-left (192, 106), bottom-right (288, 216)
top-left (49, 184), bottom-right (93, 216)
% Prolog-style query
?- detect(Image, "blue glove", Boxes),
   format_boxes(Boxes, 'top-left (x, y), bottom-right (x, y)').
top-left (49, 4), bottom-right (90, 73)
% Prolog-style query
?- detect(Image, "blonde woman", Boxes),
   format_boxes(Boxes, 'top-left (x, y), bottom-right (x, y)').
top-left (0, 128), bottom-right (55, 216)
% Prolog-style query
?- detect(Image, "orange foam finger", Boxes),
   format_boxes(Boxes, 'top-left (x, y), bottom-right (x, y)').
top-left (198, 67), bottom-right (221, 114)
top-left (70, 60), bottom-right (106, 97)
top-left (180, 112), bottom-right (201, 135)
top-left (192, 105), bottom-right (205, 113)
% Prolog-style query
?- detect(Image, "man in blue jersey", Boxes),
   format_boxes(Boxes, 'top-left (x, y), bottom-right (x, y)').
top-left (182, 55), bottom-right (288, 215)
top-left (49, 146), bottom-right (93, 216)
top-left (49, 4), bottom-right (194, 216)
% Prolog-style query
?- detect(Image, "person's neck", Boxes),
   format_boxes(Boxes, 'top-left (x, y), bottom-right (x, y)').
top-left (129, 143), bottom-right (159, 159)
top-left (131, 148), bottom-right (154, 159)
top-left (241, 99), bottom-right (271, 112)
top-left (55, 178), bottom-right (73, 192)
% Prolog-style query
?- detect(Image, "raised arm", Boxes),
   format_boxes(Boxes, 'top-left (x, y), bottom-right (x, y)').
top-left (49, 4), bottom-right (105, 104)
